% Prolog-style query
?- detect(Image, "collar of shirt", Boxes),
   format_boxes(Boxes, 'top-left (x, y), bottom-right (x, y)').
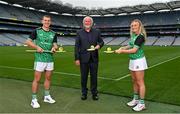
top-left (83, 28), bottom-right (92, 33)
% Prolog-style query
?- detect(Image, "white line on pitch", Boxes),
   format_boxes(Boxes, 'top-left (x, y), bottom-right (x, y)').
top-left (0, 65), bottom-right (115, 81)
top-left (115, 55), bottom-right (180, 81)
top-left (1, 55), bottom-right (179, 82)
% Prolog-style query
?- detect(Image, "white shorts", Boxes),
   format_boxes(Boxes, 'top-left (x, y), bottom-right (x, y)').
top-left (34, 62), bottom-right (54, 72)
top-left (129, 57), bottom-right (148, 71)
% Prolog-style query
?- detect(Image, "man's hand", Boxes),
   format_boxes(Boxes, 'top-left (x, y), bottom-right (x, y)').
top-left (51, 47), bottom-right (57, 53)
top-left (75, 60), bottom-right (80, 66)
top-left (36, 46), bottom-right (44, 53)
top-left (95, 45), bottom-right (100, 50)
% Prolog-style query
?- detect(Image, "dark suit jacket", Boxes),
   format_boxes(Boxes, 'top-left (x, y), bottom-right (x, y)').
top-left (75, 28), bottom-right (104, 63)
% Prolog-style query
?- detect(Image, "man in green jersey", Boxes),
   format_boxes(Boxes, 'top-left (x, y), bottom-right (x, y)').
top-left (25, 15), bottom-right (58, 108)
top-left (115, 19), bottom-right (148, 112)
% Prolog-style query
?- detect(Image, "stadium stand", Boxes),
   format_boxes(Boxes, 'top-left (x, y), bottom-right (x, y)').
top-left (153, 36), bottom-right (175, 46)
top-left (0, 33), bottom-right (17, 46)
top-left (106, 37), bottom-right (128, 45)
top-left (145, 36), bottom-right (158, 46)
top-left (0, 0), bottom-right (180, 46)
top-left (102, 37), bottom-right (114, 45)
top-left (121, 38), bottom-right (131, 46)
top-left (172, 36), bottom-right (180, 46)
top-left (57, 37), bottom-right (75, 46)
top-left (4, 33), bottom-right (26, 44)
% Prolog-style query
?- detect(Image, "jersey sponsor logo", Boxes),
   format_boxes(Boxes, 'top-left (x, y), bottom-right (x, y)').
top-left (136, 66), bottom-right (139, 69)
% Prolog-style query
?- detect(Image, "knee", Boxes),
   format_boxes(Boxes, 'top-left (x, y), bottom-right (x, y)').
top-left (33, 78), bottom-right (40, 83)
top-left (136, 80), bottom-right (145, 87)
top-left (45, 76), bottom-right (51, 81)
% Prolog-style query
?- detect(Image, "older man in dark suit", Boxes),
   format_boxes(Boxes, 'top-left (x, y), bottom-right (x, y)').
top-left (74, 16), bottom-right (104, 100)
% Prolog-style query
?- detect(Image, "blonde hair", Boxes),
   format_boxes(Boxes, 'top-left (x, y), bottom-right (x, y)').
top-left (83, 16), bottom-right (94, 28)
top-left (130, 19), bottom-right (147, 41)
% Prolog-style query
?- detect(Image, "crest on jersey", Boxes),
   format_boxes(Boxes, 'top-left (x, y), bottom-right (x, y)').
top-left (136, 66), bottom-right (139, 69)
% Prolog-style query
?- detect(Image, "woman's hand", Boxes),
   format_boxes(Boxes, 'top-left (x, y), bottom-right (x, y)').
top-left (115, 49), bottom-right (122, 54)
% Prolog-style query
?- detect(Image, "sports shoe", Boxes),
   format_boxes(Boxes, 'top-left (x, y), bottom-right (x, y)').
top-left (81, 94), bottom-right (87, 100)
top-left (127, 99), bottom-right (139, 107)
top-left (31, 99), bottom-right (40, 108)
top-left (133, 103), bottom-right (146, 111)
top-left (44, 95), bottom-right (56, 104)
top-left (92, 94), bottom-right (99, 100)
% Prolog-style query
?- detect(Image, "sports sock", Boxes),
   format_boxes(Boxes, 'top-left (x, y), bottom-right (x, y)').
top-left (32, 93), bottom-right (37, 100)
top-left (44, 89), bottom-right (50, 96)
top-left (140, 99), bottom-right (145, 104)
top-left (133, 93), bottom-right (139, 100)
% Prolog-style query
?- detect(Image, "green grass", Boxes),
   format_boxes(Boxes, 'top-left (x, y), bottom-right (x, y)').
top-left (1, 46), bottom-right (180, 112)
top-left (1, 78), bottom-right (180, 113)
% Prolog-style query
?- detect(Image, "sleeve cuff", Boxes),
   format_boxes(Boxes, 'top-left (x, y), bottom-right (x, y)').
top-left (134, 45), bottom-right (140, 48)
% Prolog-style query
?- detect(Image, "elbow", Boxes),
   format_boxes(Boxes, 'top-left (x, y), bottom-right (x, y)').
top-left (25, 40), bottom-right (32, 46)
top-left (24, 40), bottom-right (28, 45)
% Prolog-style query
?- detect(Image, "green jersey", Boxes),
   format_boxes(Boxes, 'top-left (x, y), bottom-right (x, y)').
top-left (29, 27), bottom-right (57, 62)
top-left (128, 33), bottom-right (145, 60)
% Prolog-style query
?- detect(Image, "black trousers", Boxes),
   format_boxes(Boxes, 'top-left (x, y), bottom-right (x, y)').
top-left (80, 61), bottom-right (98, 95)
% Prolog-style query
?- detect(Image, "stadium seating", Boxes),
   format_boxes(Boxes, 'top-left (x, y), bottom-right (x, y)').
top-left (145, 36), bottom-right (158, 46)
top-left (1, 3), bottom-right (180, 27)
top-left (172, 36), bottom-right (180, 46)
top-left (153, 36), bottom-right (175, 46)
top-left (4, 33), bottom-right (27, 44)
top-left (121, 38), bottom-right (130, 46)
top-left (102, 37), bottom-right (113, 44)
top-left (57, 37), bottom-right (75, 45)
top-left (0, 3), bottom-right (179, 46)
top-left (106, 37), bottom-right (128, 45)
top-left (0, 33), bottom-right (17, 46)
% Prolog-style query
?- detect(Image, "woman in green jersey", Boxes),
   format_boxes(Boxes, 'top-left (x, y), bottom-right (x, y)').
top-left (115, 19), bottom-right (148, 112)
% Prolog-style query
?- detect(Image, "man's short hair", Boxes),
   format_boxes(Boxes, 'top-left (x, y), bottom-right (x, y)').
top-left (42, 15), bottom-right (51, 20)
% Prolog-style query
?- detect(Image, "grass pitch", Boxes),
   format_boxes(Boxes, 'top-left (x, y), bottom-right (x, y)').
top-left (0, 46), bottom-right (180, 112)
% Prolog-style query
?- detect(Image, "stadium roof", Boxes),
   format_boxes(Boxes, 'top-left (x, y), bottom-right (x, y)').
top-left (1, 0), bottom-right (180, 16)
